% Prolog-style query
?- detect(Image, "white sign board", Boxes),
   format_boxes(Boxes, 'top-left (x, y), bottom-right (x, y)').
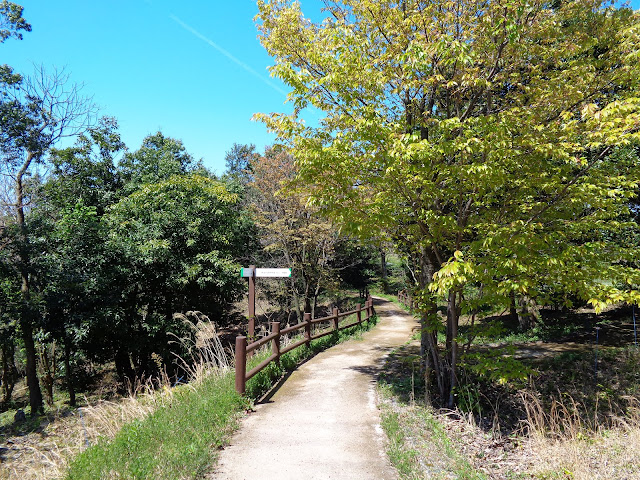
top-left (240, 267), bottom-right (292, 278)
top-left (256, 268), bottom-right (292, 278)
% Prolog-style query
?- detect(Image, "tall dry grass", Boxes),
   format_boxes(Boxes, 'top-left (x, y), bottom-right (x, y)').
top-left (1, 312), bottom-right (230, 480)
top-left (522, 392), bottom-right (640, 479)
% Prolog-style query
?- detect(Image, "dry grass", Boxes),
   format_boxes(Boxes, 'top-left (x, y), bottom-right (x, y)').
top-left (527, 427), bottom-right (640, 479)
top-left (0, 312), bottom-right (230, 480)
top-left (0, 389), bottom-right (165, 480)
top-left (522, 393), bottom-right (640, 479)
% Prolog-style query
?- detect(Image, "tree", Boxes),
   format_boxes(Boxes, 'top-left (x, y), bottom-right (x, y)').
top-left (119, 132), bottom-right (205, 192)
top-left (47, 116), bottom-right (125, 214)
top-left (224, 142), bottom-right (258, 184)
top-left (250, 148), bottom-right (340, 320)
top-left (0, 65), bottom-right (95, 414)
top-left (0, 1), bottom-right (29, 43)
top-left (103, 173), bottom-right (245, 380)
top-left (31, 118), bottom-right (126, 405)
top-left (256, 0), bottom-right (640, 406)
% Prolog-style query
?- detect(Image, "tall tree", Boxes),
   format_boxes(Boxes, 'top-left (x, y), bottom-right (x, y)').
top-left (119, 132), bottom-right (205, 192)
top-left (103, 173), bottom-right (245, 380)
top-left (224, 142), bottom-right (258, 184)
top-left (256, 0), bottom-right (640, 406)
top-left (33, 118), bottom-right (126, 405)
top-left (251, 148), bottom-right (340, 320)
top-left (0, 66), bottom-right (95, 414)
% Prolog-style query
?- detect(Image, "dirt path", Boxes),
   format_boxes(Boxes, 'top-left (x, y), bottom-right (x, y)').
top-left (210, 298), bottom-right (419, 480)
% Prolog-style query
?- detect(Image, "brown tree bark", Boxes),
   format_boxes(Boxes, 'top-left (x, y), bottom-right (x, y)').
top-left (16, 153), bottom-right (44, 415)
top-left (1, 340), bottom-right (18, 407)
top-left (64, 339), bottom-right (75, 407)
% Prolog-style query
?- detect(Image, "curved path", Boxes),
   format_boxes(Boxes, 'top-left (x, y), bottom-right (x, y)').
top-left (210, 298), bottom-right (419, 480)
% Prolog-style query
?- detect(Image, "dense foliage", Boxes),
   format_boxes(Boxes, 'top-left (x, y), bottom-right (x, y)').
top-left (255, 0), bottom-right (640, 405)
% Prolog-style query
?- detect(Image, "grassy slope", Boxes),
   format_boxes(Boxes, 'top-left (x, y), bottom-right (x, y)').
top-left (66, 314), bottom-right (377, 480)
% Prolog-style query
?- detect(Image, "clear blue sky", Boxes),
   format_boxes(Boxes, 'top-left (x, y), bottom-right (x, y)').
top-left (4, 0), bottom-right (326, 175)
top-left (4, 1), bottom-right (640, 175)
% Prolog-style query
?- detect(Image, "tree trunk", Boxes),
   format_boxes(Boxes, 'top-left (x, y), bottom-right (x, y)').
top-left (509, 291), bottom-right (518, 321)
top-left (446, 290), bottom-right (460, 408)
top-left (21, 317), bottom-right (43, 414)
top-left (114, 347), bottom-right (135, 384)
top-left (1, 341), bottom-right (18, 408)
top-left (64, 339), bottom-right (75, 407)
top-left (16, 153), bottom-right (44, 415)
top-left (418, 247), bottom-right (449, 404)
top-left (518, 296), bottom-right (538, 331)
top-left (38, 341), bottom-right (56, 407)
top-left (380, 248), bottom-right (388, 294)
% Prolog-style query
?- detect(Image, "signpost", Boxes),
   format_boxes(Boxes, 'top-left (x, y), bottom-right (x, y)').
top-left (240, 266), bottom-right (292, 352)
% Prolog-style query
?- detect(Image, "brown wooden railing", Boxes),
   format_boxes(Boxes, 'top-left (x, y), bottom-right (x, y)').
top-left (235, 295), bottom-right (375, 394)
top-left (398, 290), bottom-right (413, 310)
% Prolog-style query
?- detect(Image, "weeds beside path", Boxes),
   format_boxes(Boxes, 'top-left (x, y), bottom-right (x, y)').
top-left (210, 298), bottom-right (419, 480)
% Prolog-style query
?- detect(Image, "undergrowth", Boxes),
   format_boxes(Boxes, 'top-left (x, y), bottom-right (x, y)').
top-left (376, 295), bottom-right (640, 479)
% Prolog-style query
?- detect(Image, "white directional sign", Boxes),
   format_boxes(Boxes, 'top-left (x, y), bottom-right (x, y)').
top-left (256, 268), bottom-right (291, 278)
top-left (240, 267), bottom-right (292, 278)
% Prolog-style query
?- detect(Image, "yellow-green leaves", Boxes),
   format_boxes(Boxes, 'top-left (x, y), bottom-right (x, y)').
top-left (256, 0), bottom-right (640, 312)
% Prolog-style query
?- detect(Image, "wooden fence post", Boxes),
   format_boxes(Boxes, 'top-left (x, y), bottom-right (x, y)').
top-left (235, 336), bottom-right (247, 394)
top-left (367, 295), bottom-right (374, 319)
top-left (271, 322), bottom-right (280, 364)
top-left (333, 307), bottom-right (339, 331)
top-left (304, 312), bottom-right (312, 346)
top-left (357, 303), bottom-right (362, 324)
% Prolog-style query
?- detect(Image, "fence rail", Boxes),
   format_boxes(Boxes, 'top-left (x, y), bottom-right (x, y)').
top-left (398, 290), bottom-right (413, 310)
top-left (235, 296), bottom-right (375, 394)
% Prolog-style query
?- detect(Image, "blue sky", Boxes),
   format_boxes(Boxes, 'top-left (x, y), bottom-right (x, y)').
top-left (4, 1), bottom-right (640, 175)
top-left (3, 0), bottom-right (326, 174)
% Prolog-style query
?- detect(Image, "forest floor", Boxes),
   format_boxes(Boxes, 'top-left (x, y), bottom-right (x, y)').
top-left (378, 300), bottom-right (640, 480)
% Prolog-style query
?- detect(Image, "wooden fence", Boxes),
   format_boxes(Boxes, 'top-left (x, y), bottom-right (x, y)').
top-left (398, 290), bottom-right (413, 310)
top-left (235, 296), bottom-right (375, 394)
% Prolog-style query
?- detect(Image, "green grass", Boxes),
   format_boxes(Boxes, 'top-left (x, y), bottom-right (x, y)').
top-left (378, 382), bottom-right (487, 480)
top-left (377, 348), bottom-right (488, 480)
top-left (66, 373), bottom-right (247, 480)
top-left (66, 313), bottom-right (378, 479)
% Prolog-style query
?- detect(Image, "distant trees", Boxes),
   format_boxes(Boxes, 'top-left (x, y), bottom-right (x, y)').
top-left (236, 145), bottom-right (381, 321)
top-left (250, 148), bottom-right (338, 319)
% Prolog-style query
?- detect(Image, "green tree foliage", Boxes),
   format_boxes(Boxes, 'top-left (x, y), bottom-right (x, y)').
top-left (256, 0), bottom-right (640, 406)
top-left (250, 148), bottom-right (341, 319)
top-left (330, 236), bottom-right (378, 294)
top-left (47, 117), bottom-right (125, 214)
top-left (103, 173), bottom-right (245, 379)
top-left (0, 0), bottom-right (30, 43)
top-left (224, 142), bottom-right (258, 184)
top-left (119, 132), bottom-right (205, 192)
